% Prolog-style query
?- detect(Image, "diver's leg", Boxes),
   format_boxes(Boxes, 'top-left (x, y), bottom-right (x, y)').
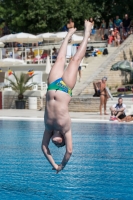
top-left (48, 28), bottom-right (76, 84)
top-left (62, 20), bottom-right (92, 89)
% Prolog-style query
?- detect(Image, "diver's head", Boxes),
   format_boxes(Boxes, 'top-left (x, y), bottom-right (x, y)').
top-left (51, 131), bottom-right (65, 148)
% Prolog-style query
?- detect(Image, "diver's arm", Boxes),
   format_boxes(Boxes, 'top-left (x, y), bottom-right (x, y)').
top-left (57, 129), bottom-right (72, 173)
top-left (42, 130), bottom-right (58, 170)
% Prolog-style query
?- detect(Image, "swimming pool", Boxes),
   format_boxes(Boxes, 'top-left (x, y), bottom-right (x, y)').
top-left (0, 120), bottom-right (133, 200)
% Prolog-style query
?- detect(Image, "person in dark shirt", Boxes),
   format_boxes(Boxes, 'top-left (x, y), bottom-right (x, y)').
top-left (122, 14), bottom-right (131, 32)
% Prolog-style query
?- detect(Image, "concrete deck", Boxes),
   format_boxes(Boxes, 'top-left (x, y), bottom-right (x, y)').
top-left (0, 109), bottom-right (132, 123)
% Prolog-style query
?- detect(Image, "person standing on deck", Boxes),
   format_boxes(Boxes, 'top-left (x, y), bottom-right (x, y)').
top-left (93, 77), bottom-right (109, 115)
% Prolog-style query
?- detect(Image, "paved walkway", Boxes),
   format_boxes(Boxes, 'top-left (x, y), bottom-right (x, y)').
top-left (0, 109), bottom-right (108, 119)
top-left (0, 109), bottom-right (127, 123)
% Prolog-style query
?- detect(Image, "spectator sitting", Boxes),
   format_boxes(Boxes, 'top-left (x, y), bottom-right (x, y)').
top-left (21, 51), bottom-right (26, 60)
top-left (17, 43), bottom-right (23, 47)
top-left (122, 14), bottom-right (131, 33)
top-left (52, 47), bottom-right (58, 59)
top-left (114, 15), bottom-right (122, 32)
top-left (27, 48), bottom-right (35, 59)
top-left (3, 49), bottom-right (9, 58)
top-left (108, 28), bottom-right (119, 46)
top-left (14, 48), bottom-right (20, 59)
top-left (110, 97), bottom-right (126, 120)
top-left (41, 50), bottom-right (48, 59)
top-left (33, 50), bottom-right (48, 63)
top-left (108, 30), bottom-right (115, 45)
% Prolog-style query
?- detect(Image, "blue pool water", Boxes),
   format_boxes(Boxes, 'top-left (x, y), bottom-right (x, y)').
top-left (0, 120), bottom-right (133, 200)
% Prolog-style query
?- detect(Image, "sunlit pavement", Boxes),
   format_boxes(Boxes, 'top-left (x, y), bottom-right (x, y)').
top-left (0, 109), bottom-right (117, 121)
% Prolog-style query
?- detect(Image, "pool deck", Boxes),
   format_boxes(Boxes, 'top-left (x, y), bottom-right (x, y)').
top-left (0, 109), bottom-right (133, 123)
top-left (0, 109), bottom-right (107, 120)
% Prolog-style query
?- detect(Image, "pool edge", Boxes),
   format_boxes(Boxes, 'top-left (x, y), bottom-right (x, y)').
top-left (0, 116), bottom-right (133, 124)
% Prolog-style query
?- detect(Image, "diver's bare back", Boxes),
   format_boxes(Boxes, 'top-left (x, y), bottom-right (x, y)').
top-left (45, 90), bottom-right (71, 133)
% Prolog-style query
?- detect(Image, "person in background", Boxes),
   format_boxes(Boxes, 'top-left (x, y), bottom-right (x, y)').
top-left (89, 17), bottom-right (94, 27)
top-left (3, 49), bottom-right (9, 58)
top-left (110, 97), bottom-right (126, 120)
top-left (108, 30), bottom-right (115, 45)
top-left (67, 18), bottom-right (75, 29)
top-left (33, 50), bottom-right (48, 63)
top-left (2, 22), bottom-right (10, 36)
top-left (118, 115), bottom-right (133, 122)
top-left (99, 19), bottom-right (106, 36)
top-left (122, 14), bottom-right (131, 33)
top-left (114, 16), bottom-right (122, 32)
top-left (14, 48), bottom-right (21, 59)
top-left (41, 50), bottom-right (48, 59)
top-left (27, 48), bottom-right (35, 59)
top-left (130, 18), bottom-right (133, 34)
top-left (122, 28), bottom-right (128, 41)
top-left (52, 47), bottom-right (58, 59)
top-left (0, 22), bottom-right (4, 36)
top-left (93, 77), bottom-right (109, 115)
top-left (108, 18), bottom-right (114, 32)
top-left (115, 32), bottom-right (121, 46)
top-left (89, 17), bottom-right (95, 34)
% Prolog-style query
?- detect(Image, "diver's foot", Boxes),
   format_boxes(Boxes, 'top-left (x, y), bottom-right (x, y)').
top-left (67, 28), bottom-right (77, 38)
top-left (104, 113), bottom-right (109, 115)
top-left (84, 20), bottom-right (92, 36)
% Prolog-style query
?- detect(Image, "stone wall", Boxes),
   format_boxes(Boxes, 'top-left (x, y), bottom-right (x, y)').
top-left (3, 90), bottom-right (43, 109)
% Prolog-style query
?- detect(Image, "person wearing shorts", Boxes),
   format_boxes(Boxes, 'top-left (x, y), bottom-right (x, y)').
top-left (93, 77), bottom-right (109, 115)
top-left (110, 97), bottom-right (126, 120)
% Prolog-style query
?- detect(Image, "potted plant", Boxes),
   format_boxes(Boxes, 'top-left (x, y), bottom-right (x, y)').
top-left (5, 72), bottom-right (37, 109)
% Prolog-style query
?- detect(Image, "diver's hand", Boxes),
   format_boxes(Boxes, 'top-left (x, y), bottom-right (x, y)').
top-left (52, 164), bottom-right (64, 174)
top-left (52, 163), bottom-right (58, 170)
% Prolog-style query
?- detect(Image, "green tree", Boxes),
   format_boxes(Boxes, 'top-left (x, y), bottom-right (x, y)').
top-left (1, 0), bottom-right (133, 33)
top-left (0, 0), bottom-right (99, 33)
top-left (89, 0), bottom-right (133, 22)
